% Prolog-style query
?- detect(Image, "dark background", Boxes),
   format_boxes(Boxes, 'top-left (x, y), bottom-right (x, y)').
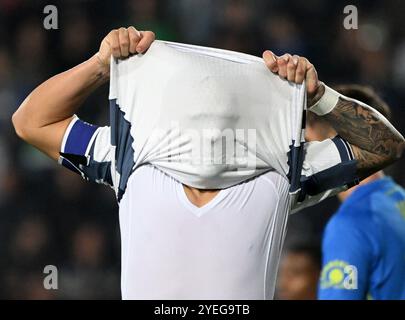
top-left (0, 0), bottom-right (404, 299)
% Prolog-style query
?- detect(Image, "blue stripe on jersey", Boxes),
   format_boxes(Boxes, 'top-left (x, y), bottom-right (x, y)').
top-left (110, 99), bottom-right (135, 202)
top-left (300, 160), bottom-right (358, 197)
top-left (332, 135), bottom-right (352, 162)
top-left (287, 140), bottom-right (305, 193)
top-left (297, 136), bottom-right (359, 201)
top-left (82, 141), bottom-right (113, 186)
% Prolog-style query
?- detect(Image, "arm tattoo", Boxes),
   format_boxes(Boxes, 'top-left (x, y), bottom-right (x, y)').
top-left (350, 146), bottom-right (389, 178)
top-left (323, 97), bottom-right (405, 178)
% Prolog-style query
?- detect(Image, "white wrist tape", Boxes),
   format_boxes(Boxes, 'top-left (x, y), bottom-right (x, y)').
top-left (308, 84), bottom-right (341, 116)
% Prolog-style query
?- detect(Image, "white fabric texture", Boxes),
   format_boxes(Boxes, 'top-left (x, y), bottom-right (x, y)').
top-left (109, 40), bottom-right (306, 190)
top-left (60, 40), bottom-right (354, 206)
top-left (119, 164), bottom-right (291, 300)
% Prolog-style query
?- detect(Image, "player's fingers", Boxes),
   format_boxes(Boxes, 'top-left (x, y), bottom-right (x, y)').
top-left (277, 54), bottom-right (290, 79)
top-left (136, 31), bottom-right (156, 53)
top-left (263, 50), bottom-right (278, 73)
top-left (305, 62), bottom-right (319, 95)
top-left (287, 55), bottom-right (299, 82)
top-left (118, 27), bottom-right (130, 57)
top-left (128, 26), bottom-right (141, 54)
top-left (295, 56), bottom-right (307, 84)
top-left (109, 29), bottom-right (121, 58)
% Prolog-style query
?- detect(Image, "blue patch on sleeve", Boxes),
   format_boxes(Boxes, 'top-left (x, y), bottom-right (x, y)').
top-left (64, 119), bottom-right (98, 155)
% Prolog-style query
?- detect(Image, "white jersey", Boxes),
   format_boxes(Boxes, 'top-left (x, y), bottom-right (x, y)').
top-left (58, 41), bottom-right (359, 299)
top-left (119, 164), bottom-right (290, 299)
top-left (107, 40), bottom-right (307, 193)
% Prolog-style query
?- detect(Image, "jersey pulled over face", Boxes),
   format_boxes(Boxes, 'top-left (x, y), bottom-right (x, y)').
top-left (60, 40), bottom-right (358, 205)
top-left (108, 41), bottom-right (307, 190)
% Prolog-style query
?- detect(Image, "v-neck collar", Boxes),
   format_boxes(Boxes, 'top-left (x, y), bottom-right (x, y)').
top-left (176, 183), bottom-right (230, 217)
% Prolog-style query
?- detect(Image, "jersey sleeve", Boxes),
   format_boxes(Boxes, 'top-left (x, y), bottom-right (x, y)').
top-left (58, 115), bottom-right (113, 188)
top-left (318, 214), bottom-right (372, 299)
top-left (291, 135), bottom-right (360, 212)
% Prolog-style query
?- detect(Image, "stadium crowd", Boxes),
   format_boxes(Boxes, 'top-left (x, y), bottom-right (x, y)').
top-left (1, 0), bottom-right (405, 299)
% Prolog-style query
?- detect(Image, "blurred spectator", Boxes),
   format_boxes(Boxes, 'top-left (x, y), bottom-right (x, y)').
top-left (276, 244), bottom-right (321, 300)
top-left (212, 0), bottom-right (261, 54)
top-left (3, 272), bottom-right (57, 300)
top-left (8, 215), bottom-right (51, 269)
top-left (168, 0), bottom-right (217, 45)
top-left (60, 11), bottom-right (95, 68)
top-left (125, 0), bottom-right (178, 41)
top-left (58, 223), bottom-right (120, 299)
top-left (393, 41), bottom-right (405, 89)
top-left (0, 215), bottom-right (57, 299)
top-left (13, 17), bottom-right (50, 98)
top-left (261, 12), bottom-right (306, 56)
top-left (0, 47), bottom-right (16, 125)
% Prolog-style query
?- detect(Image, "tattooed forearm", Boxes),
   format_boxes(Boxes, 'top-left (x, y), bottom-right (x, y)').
top-left (323, 97), bottom-right (405, 177)
top-left (350, 145), bottom-right (392, 178)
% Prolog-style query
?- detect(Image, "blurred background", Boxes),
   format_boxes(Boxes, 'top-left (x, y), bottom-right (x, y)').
top-left (0, 0), bottom-right (404, 299)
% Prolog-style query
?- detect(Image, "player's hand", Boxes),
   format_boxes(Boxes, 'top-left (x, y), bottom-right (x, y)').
top-left (96, 27), bottom-right (155, 73)
top-left (262, 50), bottom-right (325, 106)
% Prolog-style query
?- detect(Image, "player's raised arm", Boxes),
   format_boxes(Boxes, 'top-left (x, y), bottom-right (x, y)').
top-left (263, 50), bottom-right (405, 180)
top-left (12, 27), bottom-right (155, 160)
top-left (314, 91), bottom-right (405, 178)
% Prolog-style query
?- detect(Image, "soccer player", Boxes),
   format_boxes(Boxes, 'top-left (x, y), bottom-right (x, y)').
top-left (12, 27), bottom-right (405, 299)
top-left (306, 85), bottom-right (405, 300)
